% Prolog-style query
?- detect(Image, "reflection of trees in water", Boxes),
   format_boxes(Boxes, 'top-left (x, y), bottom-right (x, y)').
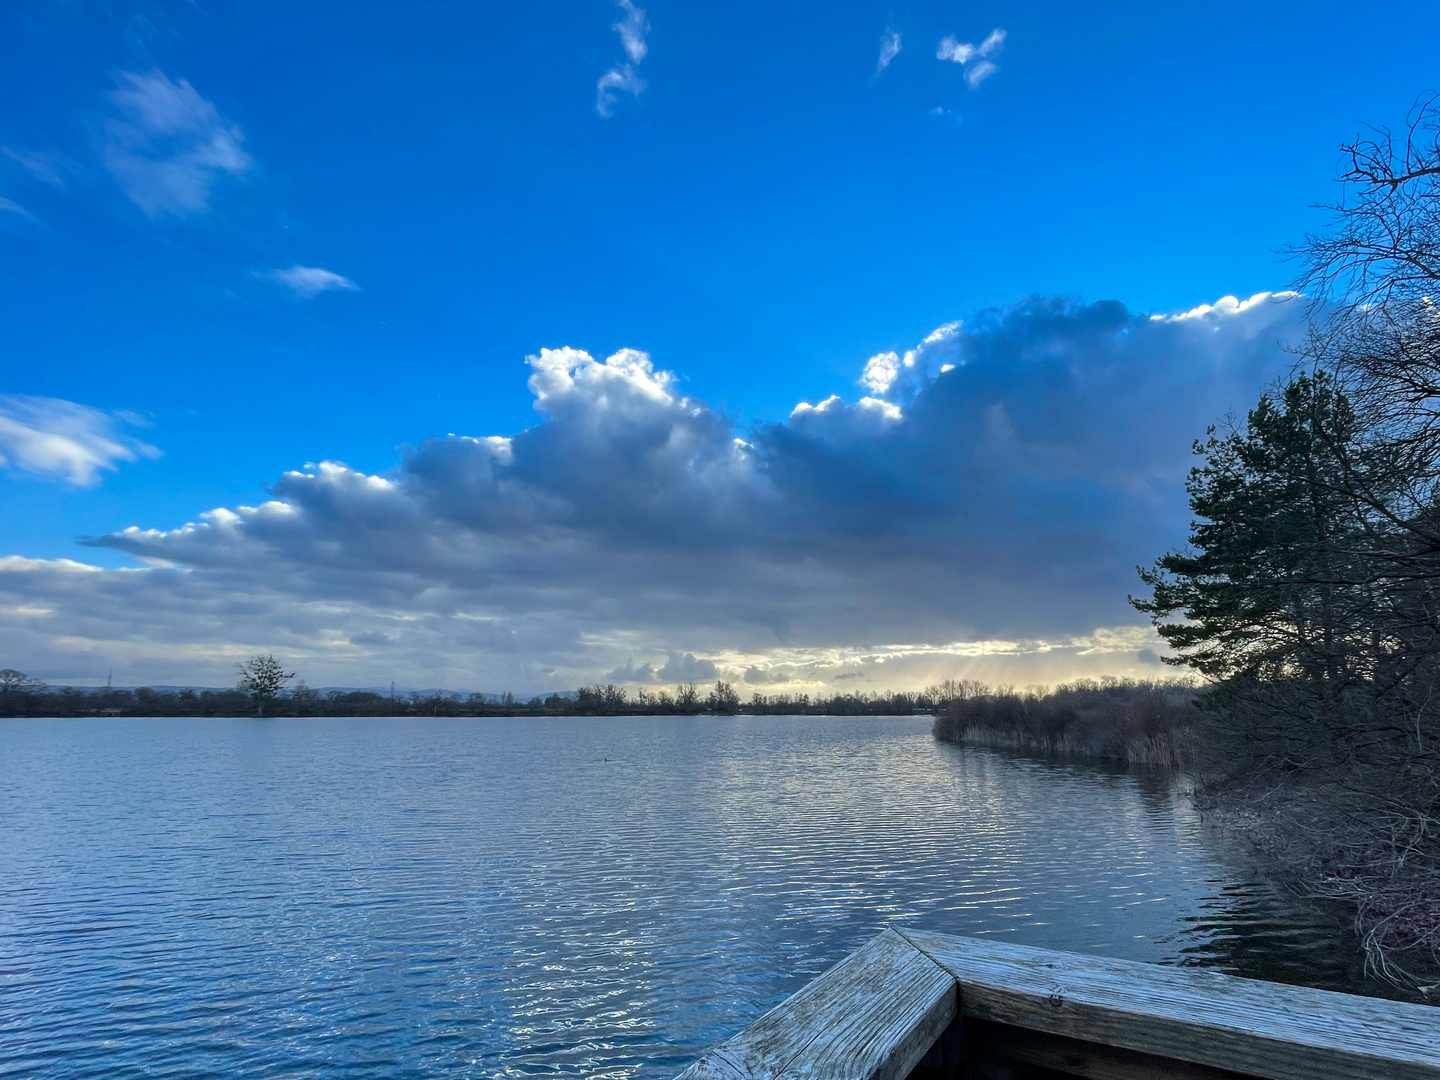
top-left (939, 743), bottom-right (1407, 998)
top-left (1170, 879), bottom-right (1401, 998)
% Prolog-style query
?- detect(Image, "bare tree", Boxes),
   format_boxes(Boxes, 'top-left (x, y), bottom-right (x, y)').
top-left (1294, 95), bottom-right (1440, 544)
top-left (1299, 93), bottom-right (1440, 314)
top-left (924, 678), bottom-right (989, 707)
top-left (707, 680), bottom-right (739, 713)
top-left (236, 654), bottom-right (295, 717)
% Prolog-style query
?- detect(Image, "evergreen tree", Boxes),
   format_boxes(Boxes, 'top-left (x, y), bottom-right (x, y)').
top-left (1132, 373), bottom-right (1374, 703)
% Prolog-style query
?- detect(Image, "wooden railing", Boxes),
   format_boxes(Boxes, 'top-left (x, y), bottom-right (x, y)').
top-left (674, 927), bottom-right (1440, 1080)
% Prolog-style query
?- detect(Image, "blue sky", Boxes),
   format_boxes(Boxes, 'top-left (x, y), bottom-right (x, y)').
top-left (1, 0), bottom-right (1437, 691)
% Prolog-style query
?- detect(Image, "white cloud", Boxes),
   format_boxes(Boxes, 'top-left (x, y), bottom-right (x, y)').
top-left (613, 0), bottom-right (649, 63)
top-left (0, 555), bottom-right (102, 574)
top-left (3, 147), bottom-right (78, 188)
top-left (936, 37), bottom-right (975, 64)
top-left (859, 321), bottom-right (961, 398)
top-left (874, 29), bottom-right (902, 79)
top-left (262, 265), bottom-right (361, 299)
top-left (937, 27), bottom-right (1006, 89)
top-left (0, 395), bottom-right (160, 487)
top-left (0, 293), bottom-right (1307, 690)
top-left (597, 66), bottom-right (646, 117)
top-left (1166, 291), bottom-right (1298, 322)
top-left (103, 70), bottom-right (251, 217)
top-left (965, 61), bottom-right (998, 89)
top-left (597, 0), bottom-right (650, 117)
top-left (0, 196), bottom-right (37, 223)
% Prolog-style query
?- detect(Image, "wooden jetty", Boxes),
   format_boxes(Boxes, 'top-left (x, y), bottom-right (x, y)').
top-left (674, 928), bottom-right (1440, 1080)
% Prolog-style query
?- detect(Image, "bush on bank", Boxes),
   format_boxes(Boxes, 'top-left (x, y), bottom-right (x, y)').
top-left (931, 679), bottom-right (1200, 768)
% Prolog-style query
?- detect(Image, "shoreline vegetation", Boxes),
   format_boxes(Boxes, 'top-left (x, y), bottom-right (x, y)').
top-left (932, 678), bottom-right (1440, 998)
top-left (930, 679), bottom-right (1199, 769)
top-left (0, 667), bottom-right (959, 719)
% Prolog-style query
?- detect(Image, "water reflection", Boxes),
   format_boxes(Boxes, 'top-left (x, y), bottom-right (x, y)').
top-left (0, 716), bottom-right (1381, 1079)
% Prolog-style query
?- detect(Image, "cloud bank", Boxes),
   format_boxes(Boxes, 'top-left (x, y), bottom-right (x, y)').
top-left (0, 395), bottom-right (160, 487)
top-left (103, 70), bottom-right (251, 217)
top-left (0, 294), bottom-right (1304, 690)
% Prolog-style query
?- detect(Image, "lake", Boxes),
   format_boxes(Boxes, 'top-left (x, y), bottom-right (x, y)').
top-left (0, 715), bottom-right (1376, 1079)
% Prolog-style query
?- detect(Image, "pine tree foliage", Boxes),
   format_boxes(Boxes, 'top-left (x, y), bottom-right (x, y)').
top-left (1134, 374), bottom-right (1380, 691)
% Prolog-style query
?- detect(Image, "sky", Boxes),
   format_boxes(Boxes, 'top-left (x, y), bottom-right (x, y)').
top-left (2, 0), bottom-right (1438, 694)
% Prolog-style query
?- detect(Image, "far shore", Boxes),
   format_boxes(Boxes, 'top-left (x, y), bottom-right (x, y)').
top-left (0, 674), bottom-right (947, 720)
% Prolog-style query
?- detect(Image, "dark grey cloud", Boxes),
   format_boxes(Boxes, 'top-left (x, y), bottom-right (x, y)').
top-left (744, 664), bottom-right (787, 684)
top-left (657, 652), bottom-right (719, 683)
top-left (607, 658), bottom-right (658, 682)
top-left (0, 293), bottom-right (1302, 690)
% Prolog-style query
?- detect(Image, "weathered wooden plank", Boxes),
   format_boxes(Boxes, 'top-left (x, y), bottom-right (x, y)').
top-left (779, 958), bottom-right (954, 1080)
top-left (674, 928), bottom-right (957, 1080)
top-left (899, 928), bottom-right (1440, 1080)
top-left (676, 1048), bottom-right (752, 1080)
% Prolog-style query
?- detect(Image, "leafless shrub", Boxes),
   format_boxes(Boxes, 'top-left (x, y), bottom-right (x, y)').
top-left (932, 679), bottom-right (1201, 768)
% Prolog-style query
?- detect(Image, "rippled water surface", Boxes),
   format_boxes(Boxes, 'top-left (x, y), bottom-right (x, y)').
top-left (0, 716), bottom-right (1375, 1078)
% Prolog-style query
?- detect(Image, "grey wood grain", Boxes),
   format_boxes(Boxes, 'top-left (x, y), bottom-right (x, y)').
top-left (673, 928), bottom-right (957, 1080)
top-left (899, 927), bottom-right (1440, 1080)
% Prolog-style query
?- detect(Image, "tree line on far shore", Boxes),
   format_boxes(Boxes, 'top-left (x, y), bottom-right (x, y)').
top-left (0, 663), bottom-right (981, 719)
